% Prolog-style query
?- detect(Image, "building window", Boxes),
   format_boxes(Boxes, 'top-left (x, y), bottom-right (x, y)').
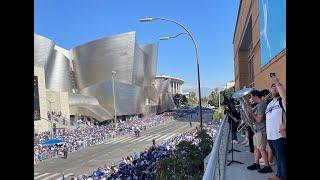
top-left (248, 43), bottom-right (254, 85)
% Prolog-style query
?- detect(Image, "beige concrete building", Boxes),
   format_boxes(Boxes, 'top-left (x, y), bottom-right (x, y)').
top-left (34, 66), bottom-right (50, 133)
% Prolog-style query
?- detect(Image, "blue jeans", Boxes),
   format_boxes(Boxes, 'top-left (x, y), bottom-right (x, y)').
top-left (268, 138), bottom-right (286, 180)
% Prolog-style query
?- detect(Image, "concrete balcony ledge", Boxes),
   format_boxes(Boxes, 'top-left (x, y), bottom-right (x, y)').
top-left (224, 134), bottom-right (278, 180)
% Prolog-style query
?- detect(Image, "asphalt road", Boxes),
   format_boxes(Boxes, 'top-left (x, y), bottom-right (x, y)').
top-left (34, 118), bottom-right (202, 180)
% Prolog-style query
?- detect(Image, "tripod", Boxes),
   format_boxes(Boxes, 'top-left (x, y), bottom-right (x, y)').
top-left (226, 112), bottom-right (243, 166)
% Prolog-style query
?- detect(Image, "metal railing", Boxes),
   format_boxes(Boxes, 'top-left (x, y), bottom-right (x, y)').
top-left (203, 115), bottom-right (228, 180)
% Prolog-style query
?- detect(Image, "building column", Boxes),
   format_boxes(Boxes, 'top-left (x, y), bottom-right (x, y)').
top-left (175, 82), bottom-right (178, 94)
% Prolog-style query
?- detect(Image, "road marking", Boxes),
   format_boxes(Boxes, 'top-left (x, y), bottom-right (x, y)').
top-left (128, 135), bottom-right (147, 142)
top-left (156, 134), bottom-right (172, 141)
top-left (104, 137), bottom-right (125, 144)
top-left (55, 173), bottom-right (74, 180)
top-left (34, 173), bottom-right (50, 179)
top-left (146, 134), bottom-right (161, 141)
top-left (137, 135), bottom-right (155, 142)
top-left (164, 133), bottom-right (176, 140)
top-left (34, 173), bottom-right (39, 175)
top-left (117, 136), bottom-right (135, 143)
top-left (42, 173), bottom-right (60, 180)
top-left (104, 136), bottom-right (127, 144)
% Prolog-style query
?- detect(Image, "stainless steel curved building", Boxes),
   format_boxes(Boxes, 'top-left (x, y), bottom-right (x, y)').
top-left (34, 32), bottom-right (176, 121)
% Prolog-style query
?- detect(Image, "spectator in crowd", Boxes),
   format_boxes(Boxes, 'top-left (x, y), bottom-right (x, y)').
top-left (246, 90), bottom-right (272, 173)
top-left (266, 75), bottom-right (286, 180)
top-left (82, 122), bottom-right (219, 180)
top-left (34, 114), bottom-right (172, 164)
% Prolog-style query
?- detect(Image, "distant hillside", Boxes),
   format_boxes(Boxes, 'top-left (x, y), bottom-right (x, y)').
top-left (183, 87), bottom-right (213, 98)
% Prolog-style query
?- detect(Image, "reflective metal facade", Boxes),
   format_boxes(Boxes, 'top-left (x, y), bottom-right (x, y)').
top-left (34, 32), bottom-right (176, 121)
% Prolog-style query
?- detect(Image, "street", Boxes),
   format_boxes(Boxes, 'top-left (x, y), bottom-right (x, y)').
top-left (34, 118), bottom-right (199, 179)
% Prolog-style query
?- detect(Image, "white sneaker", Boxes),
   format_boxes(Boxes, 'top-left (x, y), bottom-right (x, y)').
top-left (269, 161), bottom-right (275, 166)
top-left (244, 141), bottom-right (249, 146)
top-left (259, 158), bottom-right (264, 165)
top-left (240, 138), bottom-right (248, 145)
top-left (259, 158), bottom-right (264, 163)
top-left (233, 140), bottom-right (239, 144)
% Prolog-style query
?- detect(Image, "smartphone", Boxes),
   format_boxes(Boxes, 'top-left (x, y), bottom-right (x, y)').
top-left (270, 73), bottom-right (276, 77)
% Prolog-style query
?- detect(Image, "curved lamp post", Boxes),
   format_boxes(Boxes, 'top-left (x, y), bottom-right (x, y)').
top-left (111, 70), bottom-right (117, 128)
top-left (140, 17), bottom-right (203, 130)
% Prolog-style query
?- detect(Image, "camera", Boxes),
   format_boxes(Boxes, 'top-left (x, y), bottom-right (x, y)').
top-left (270, 72), bottom-right (276, 77)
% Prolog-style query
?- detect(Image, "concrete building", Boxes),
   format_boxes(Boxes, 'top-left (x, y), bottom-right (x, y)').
top-left (233, 0), bottom-right (286, 90)
top-left (155, 75), bottom-right (184, 95)
top-left (34, 32), bottom-right (176, 132)
top-left (226, 81), bottom-right (235, 89)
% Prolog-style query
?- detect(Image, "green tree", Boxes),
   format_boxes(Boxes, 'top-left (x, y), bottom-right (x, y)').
top-left (156, 129), bottom-right (213, 179)
top-left (208, 88), bottom-right (221, 107)
top-left (173, 93), bottom-right (188, 108)
top-left (187, 92), bottom-right (198, 105)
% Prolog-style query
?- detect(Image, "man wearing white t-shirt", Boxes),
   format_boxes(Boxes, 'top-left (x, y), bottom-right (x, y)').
top-left (266, 75), bottom-right (286, 180)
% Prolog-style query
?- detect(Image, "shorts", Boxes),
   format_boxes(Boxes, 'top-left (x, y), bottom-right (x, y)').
top-left (253, 132), bottom-right (267, 149)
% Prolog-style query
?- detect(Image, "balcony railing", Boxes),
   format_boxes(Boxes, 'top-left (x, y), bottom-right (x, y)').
top-left (203, 115), bottom-right (228, 180)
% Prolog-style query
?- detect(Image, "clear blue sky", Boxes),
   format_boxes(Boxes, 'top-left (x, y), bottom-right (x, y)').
top-left (35, 0), bottom-right (239, 90)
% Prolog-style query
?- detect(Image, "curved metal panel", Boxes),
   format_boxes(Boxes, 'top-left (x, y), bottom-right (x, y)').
top-left (70, 32), bottom-right (136, 90)
top-left (45, 50), bottom-right (72, 92)
top-left (80, 81), bottom-right (143, 116)
top-left (34, 34), bottom-right (55, 69)
top-left (155, 79), bottom-right (176, 113)
top-left (140, 44), bottom-right (158, 86)
top-left (69, 94), bottom-right (113, 120)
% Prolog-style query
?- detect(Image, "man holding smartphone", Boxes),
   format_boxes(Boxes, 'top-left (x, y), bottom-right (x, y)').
top-left (266, 73), bottom-right (286, 180)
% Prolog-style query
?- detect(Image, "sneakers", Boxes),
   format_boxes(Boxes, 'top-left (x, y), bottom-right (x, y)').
top-left (233, 140), bottom-right (239, 144)
top-left (247, 163), bottom-right (260, 170)
top-left (259, 158), bottom-right (265, 165)
top-left (240, 138), bottom-right (248, 145)
top-left (258, 166), bottom-right (273, 173)
top-left (244, 141), bottom-right (249, 147)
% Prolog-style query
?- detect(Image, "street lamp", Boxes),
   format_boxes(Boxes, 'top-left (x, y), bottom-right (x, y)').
top-left (111, 70), bottom-right (117, 128)
top-left (140, 17), bottom-right (203, 130)
top-left (159, 32), bottom-right (188, 40)
top-left (47, 100), bottom-right (54, 139)
top-left (217, 85), bottom-right (226, 109)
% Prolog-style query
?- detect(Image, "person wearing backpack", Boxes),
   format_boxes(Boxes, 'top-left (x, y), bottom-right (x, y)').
top-left (266, 75), bottom-right (286, 180)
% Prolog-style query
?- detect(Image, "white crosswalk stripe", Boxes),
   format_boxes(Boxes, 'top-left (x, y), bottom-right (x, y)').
top-left (55, 173), bottom-right (74, 180)
top-left (128, 135), bottom-right (147, 142)
top-left (137, 135), bottom-right (155, 142)
top-left (34, 173), bottom-right (51, 179)
top-left (117, 137), bottom-right (135, 143)
top-left (104, 137), bottom-right (124, 144)
top-left (164, 133), bottom-right (176, 140)
top-left (42, 173), bottom-right (60, 180)
top-left (156, 134), bottom-right (172, 141)
top-left (146, 134), bottom-right (161, 141)
top-left (34, 173), bottom-right (39, 175)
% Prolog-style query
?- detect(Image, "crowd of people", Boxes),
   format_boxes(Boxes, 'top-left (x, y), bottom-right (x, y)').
top-left (80, 122), bottom-right (219, 180)
top-left (225, 74), bottom-right (286, 180)
top-left (47, 111), bottom-right (69, 124)
top-left (34, 114), bottom-right (172, 164)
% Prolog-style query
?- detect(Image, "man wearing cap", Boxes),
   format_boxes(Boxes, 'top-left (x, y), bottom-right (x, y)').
top-left (246, 90), bottom-right (273, 173)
